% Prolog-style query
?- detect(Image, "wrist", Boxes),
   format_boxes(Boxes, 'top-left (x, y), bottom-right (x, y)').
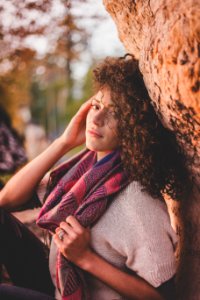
top-left (54, 137), bottom-right (72, 155)
top-left (76, 249), bottom-right (96, 271)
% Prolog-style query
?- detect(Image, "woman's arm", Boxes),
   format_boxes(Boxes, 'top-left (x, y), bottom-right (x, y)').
top-left (0, 100), bottom-right (92, 210)
top-left (80, 250), bottom-right (163, 300)
top-left (0, 139), bottom-right (69, 209)
top-left (54, 216), bottom-right (164, 300)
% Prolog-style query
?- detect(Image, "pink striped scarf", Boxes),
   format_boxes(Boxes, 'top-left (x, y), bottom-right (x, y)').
top-left (37, 149), bottom-right (129, 299)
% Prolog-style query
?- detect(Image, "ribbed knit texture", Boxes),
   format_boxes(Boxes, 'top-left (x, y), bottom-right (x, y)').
top-left (37, 149), bottom-right (129, 300)
top-left (38, 180), bottom-right (178, 300)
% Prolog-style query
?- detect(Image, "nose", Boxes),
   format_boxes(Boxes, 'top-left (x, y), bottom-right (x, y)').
top-left (92, 109), bottom-right (107, 126)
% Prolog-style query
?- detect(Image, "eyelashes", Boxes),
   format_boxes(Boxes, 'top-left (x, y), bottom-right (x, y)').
top-left (91, 102), bottom-right (117, 118)
top-left (91, 103), bottom-right (101, 111)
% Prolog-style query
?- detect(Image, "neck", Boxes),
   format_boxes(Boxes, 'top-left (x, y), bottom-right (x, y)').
top-left (97, 151), bottom-right (113, 161)
top-left (97, 149), bottom-right (115, 161)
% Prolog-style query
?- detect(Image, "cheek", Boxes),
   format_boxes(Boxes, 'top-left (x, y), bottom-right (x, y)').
top-left (107, 121), bottom-right (118, 136)
top-left (111, 132), bottom-right (119, 147)
top-left (106, 126), bottom-right (119, 144)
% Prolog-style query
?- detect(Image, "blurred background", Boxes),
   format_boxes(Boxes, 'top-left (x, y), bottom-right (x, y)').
top-left (0, 0), bottom-right (125, 185)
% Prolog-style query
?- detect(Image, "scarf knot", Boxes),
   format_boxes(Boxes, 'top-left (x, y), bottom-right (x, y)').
top-left (37, 149), bottom-right (129, 299)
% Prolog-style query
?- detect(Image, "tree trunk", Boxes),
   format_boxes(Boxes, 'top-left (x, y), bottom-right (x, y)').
top-left (103, 0), bottom-right (200, 298)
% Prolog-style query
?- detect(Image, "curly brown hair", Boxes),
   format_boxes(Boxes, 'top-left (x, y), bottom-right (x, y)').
top-left (92, 54), bottom-right (190, 201)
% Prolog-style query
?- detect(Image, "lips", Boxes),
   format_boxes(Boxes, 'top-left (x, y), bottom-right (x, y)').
top-left (88, 129), bottom-right (103, 138)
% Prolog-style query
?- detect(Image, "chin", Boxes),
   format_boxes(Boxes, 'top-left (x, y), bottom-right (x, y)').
top-left (86, 141), bottom-right (103, 152)
top-left (86, 144), bottom-right (100, 152)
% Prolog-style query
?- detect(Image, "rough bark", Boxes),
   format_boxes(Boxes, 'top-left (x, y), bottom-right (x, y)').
top-left (103, 0), bottom-right (200, 299)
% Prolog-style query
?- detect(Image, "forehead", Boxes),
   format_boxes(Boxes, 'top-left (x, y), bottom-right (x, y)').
top-left (93, 88), bottom-right (115, 108)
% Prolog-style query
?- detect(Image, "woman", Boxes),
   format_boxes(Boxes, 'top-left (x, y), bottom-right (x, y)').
top-left (0, 55), bottom-right (189, 300)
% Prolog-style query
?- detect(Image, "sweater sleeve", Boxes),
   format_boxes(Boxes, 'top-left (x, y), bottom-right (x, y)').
top-left (121, 182), bottom-right (178, 288)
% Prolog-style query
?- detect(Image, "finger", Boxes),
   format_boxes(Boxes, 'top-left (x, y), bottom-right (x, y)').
top-left (59, 221), bottom-right (77, 238)
top-left (78, 99), bottom-right (92, 114)
top-left (55, 227), bottom-right (66, 242)
top-left (66, 215), bottom-right (84, 234)
top-left (75, 99), bottom-right (92, 121)
top-left (55, 227), bottom-right (64, 234)
top-left (82, 97), bottom-right (93, 108)
top-left (54, 233), bottom-right (64, 248)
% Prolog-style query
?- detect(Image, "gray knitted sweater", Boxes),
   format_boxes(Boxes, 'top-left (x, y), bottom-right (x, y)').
top-left (46, 181), bottom-right (178, 300)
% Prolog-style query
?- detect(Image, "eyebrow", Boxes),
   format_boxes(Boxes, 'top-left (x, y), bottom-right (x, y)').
top-left (92, 97), bottom-right (116, 108)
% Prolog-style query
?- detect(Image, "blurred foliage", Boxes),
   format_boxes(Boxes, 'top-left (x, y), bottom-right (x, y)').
top-left (0, 0), bottom-right (115, 153)
top-left (66, 66), bottom-right (94, 120)
top-left (0, 48), bottom-right (36, 132)
top-left (31, 63), bottom-right (94, 139)
top-left (82, 66), bottom-right (94, 101)
top-left (0, 0), bottom-right (94, 137)
top-left (0, 0), bottom-right (53, 130)
top-left (57, 8), bottom-right (90, 103)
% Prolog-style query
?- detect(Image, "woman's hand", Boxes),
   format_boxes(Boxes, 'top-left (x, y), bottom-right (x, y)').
top-left (54, 215), bottom-right (92, 267)
top-left (59, 99), bottom-right (92, 151)
top-left (54, 216), bottom-right (163, 300)
top-left (0, 98), bottom-right (92, 210)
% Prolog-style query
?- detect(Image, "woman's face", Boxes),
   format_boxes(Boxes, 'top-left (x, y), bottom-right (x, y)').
top-left (86, 88), bottom-right (119, 161)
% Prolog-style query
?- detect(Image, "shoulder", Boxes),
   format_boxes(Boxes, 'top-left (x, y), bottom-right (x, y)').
top-left (114, 181), bottom-right (169, 219)
top-left (114, 182), bottom-right (178, 287)
top-left (111, 181), bottom-right (177, 243)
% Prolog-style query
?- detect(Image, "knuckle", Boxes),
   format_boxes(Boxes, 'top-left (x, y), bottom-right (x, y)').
top-left (60, 246), bottom-right (65, 253)
top-left (68, 238), bottom-right (73, 244)
top-left (71, 235), bottom-right (77, 242)
top-left (77, 229), bottom-right (84, 235)
top-left (66, 215), bottom-right (73, 222)
top-left (73, 232), bottom-right (78, 239)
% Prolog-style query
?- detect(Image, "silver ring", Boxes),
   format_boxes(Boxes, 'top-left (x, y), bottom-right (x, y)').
top-left (58, 229), bottom-right (65, 241)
